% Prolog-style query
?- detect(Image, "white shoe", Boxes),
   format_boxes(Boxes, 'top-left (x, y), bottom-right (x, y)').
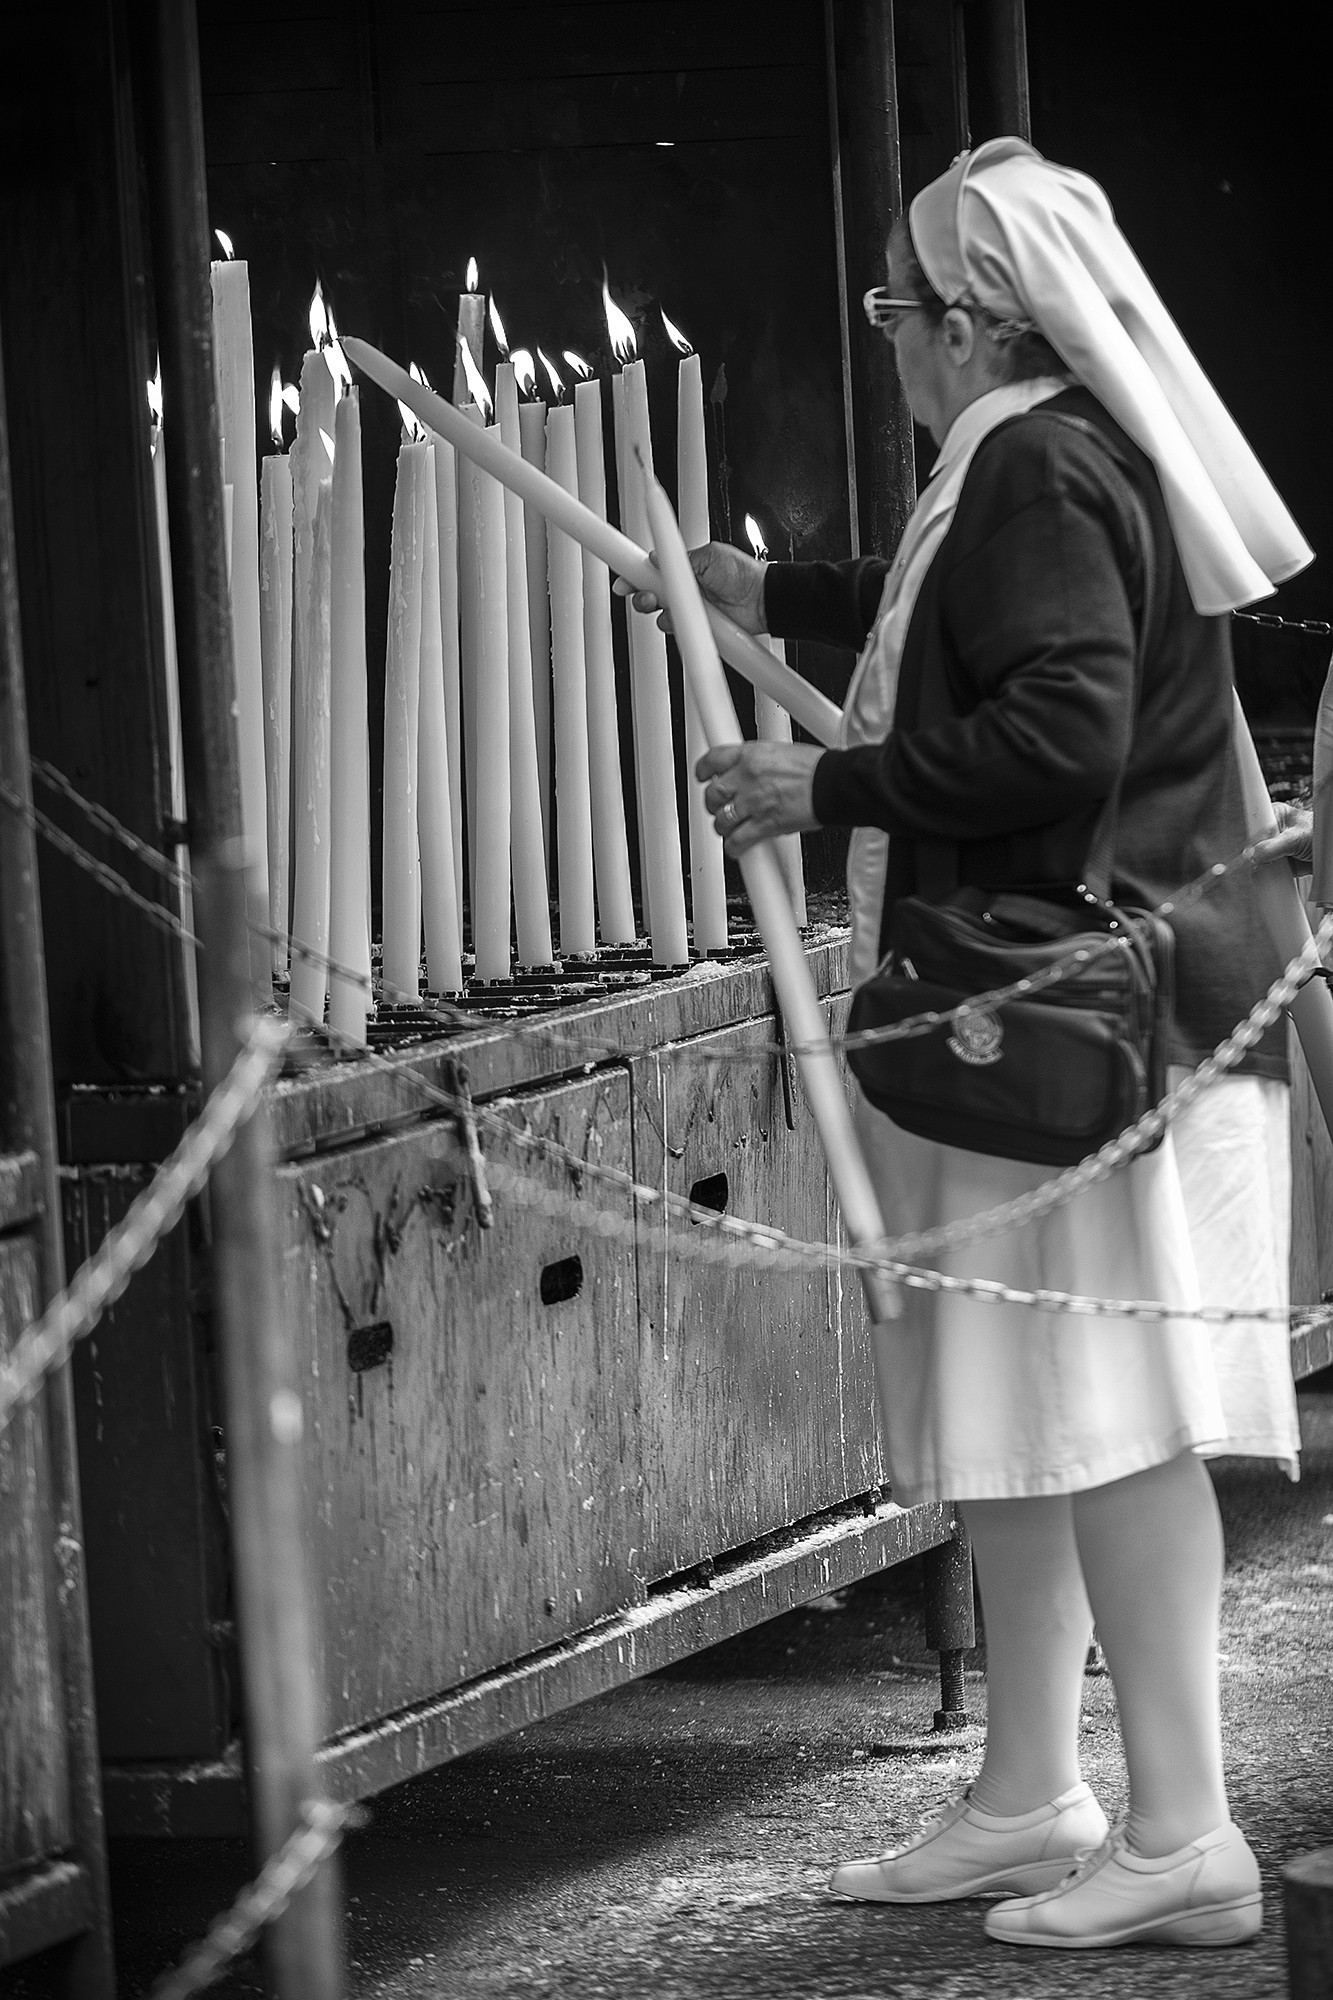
top-left (828, 1782), bottom-right (1108, 1904)
top-left (984, 1821), bottom-right (1263, 1948)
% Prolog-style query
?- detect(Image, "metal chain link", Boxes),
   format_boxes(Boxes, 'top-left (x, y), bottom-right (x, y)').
top-left (0, 1018), bottom-right (287, 1435)
top-left (0, 773), bottom-right (197, 948)
top-left (146, 1799), bottom-right (359, 2000)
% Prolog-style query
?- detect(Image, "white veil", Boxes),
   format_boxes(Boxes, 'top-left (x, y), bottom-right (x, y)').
top-left (908, 138), bottom-right (1313, 615)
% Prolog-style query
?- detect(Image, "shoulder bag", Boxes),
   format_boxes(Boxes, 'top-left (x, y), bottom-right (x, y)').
top-left (845, 412), bottom-right (1175, 1169)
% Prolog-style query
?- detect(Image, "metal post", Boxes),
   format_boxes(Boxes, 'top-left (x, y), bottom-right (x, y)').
top-left (922, 1520), bottom-right (975, 1731)
top-left (0, 308), bottom-right (117, 2000)
top-left (134, 4), bottom-right (341, 1992)
top-left (965, 0), bottom-right (1032, 143)
top-left (830, 0), bottom-right (917, 560)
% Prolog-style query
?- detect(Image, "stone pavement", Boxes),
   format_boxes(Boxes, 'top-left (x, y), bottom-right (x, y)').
top-left (29, 1390), bottom-right (1333, 1999)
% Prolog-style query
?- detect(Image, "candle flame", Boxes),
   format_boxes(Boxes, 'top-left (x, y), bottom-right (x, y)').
top-left (319, 426), bottom-right (335, 466)
top-left (601, 278), bottom-right (637, 364)
top-left (562, 349), bottom-right (593, 380)
top-left (282, 382), bottom-right (301, 416)
top-left (409, 360), bottom-right (433, 390)
top-left (324, 336), bottom-right (352, 399)
top-left (511, 348), bottom-right (537, 397)
top-left (146, 364), bottom-right (163, 428)
top-left (269, 365), bottom-right (284, 445)
top-left (537, 348), bottom-right (565, 402)
top-left (744, 514), bottom-right (769, 561)
top-left (214, 227), bottom-right (234, 260)
top-left (489, 298), bottom-right (510, 357)
top-left (466, 256), bottom-right (479, 293)
top-left (458, 336), bottom-right (493, 420)
top-left (309, 280), bottom-right (329, 350)
top-left (660, 307), bottom-right (693, 356)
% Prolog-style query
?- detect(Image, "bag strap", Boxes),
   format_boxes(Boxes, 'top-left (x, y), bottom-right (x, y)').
top-left (913, 408), bottom-right (1159, 904)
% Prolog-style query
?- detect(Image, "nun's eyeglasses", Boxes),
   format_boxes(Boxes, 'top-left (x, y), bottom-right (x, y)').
top-left (862, 288), bottom-right (927, 330)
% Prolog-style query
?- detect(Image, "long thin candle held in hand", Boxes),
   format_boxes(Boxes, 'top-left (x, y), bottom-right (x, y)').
top-left (639, 455), bottom-right (899, 1328)
top-left (340, 336), bottom-right (840, 748)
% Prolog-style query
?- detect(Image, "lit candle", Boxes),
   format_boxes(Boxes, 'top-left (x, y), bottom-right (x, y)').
top-left (666, 307), bottom-right (728, 953)
top-left (568, 352), bottom-right (636, 945)
top-left (517, 353), bottom-right (552, 864)
top-left (326, 388), bottom-right (371, 1045)
top-left (259, 369), bottom-right (294, 978)
top-left (493, 312), bottom-right (554, 968)
top-left (288, 471), bottom-right (333, 1027)
top-left (456, 348), bottom-right (512, 982)
top-left (382, 426), bottom-right (430, 1001)
top-left (610, 367), bottom-right (650, 931)
top-left (746, 514), bottom-right (808, 927)
top-left (433, 435), bottom-right (464, 927)
top-left (291, 285), bottom-right (338, 926)
top-left (419, 442), bottom-right (464, 996)
top-left (545, 381), bottom-right (596, 957)
top-left (452, 255), bottom-right (486, 406)
top-left (209, 236), bottom-right (270, 922)
top-left (604, 281), bottom-right (689, 966)
top-left (342, 334), bottom-right (841, 745)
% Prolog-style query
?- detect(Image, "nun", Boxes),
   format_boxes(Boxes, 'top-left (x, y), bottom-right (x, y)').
top-left (644, 139), bottom-right (1314, 1949)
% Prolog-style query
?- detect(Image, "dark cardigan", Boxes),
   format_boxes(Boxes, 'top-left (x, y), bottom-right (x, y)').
top-left (766, 385), bottom-right (1287, 1080)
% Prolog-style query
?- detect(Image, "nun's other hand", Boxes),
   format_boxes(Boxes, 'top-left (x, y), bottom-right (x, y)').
top-left (612, 541), bottom-right (768, 636)
top-left (697, 741), bottom-right (823, 856)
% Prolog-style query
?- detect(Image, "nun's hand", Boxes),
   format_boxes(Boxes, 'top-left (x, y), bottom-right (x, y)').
top-left (1266, 798), bottom-right (1315, 876)
top-left (697, 741), bottom-right (823, 856)
top-left (612, 541), bottom-right (768, 635)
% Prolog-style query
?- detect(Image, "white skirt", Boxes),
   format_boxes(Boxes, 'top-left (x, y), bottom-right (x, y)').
top-left (861, 1068), bottom-right (1301, 1504)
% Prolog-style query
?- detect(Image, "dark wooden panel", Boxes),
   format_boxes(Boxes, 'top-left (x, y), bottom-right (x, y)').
top-left (0, 1233), bottom-right (71, 1871)
top-left (397, 67), bottom-right (819, 154)
top-left (65, 1174), bottom-right (233, 1762)
top-left (278, 1068), bottom-right (643, 1731)
top-left (405, 0), bottom-right (806, 79)
top-left (1289, 1017), bottom-right (1333, 1310)
top-left (204, 87), bottom-right (367, 165)
top-left (631, 996), bottom-right (884, 1581)
top-left (0, 7), bottom-right (191, 1086)
top-left (0, 1859), bottom-right (94, 1968)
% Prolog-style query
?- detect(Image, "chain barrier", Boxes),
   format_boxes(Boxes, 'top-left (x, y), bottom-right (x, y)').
top-left (145, 1798), bottom-right (359, 2000)
top-left (0, 1017), bottom-right (286, 1437)
top-left (22, 753), bottom-right (1319, 1066)
top-left (0, 772), bottom-right (197, 949)
top-left (13, 757), bottom-right (1333, 1321)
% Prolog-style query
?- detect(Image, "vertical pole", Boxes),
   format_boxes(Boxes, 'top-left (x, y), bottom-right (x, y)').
top-left (833, 0), bottom-right (917, 559)
top-left (964, 0), bottom-right (1031, 143)
top-left (0, 314), bottom-right (117, 2000)
top-left (823, 0), bottom-right (861, 558)
top-left (921, 1519), bottom-right (975, 1731)
top-left (135, 4), bottom-right (342, 1993)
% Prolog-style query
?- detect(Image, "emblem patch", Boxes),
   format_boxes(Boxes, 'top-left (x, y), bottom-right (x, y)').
top-left (947, 1006), bottom-right (1003, 1066)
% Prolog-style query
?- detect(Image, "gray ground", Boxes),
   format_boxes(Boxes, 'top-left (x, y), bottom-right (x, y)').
top-left (28, 1392), bottom-right (1333, 1998)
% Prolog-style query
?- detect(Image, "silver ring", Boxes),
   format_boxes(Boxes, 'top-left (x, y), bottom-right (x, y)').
top-left (721, 799), bottom-right (740, 829)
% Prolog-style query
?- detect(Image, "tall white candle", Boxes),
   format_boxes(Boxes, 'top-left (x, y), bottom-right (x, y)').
top-left (209, 256), bottom-right (270, 913)
top-left (382, 438), bottom-right (429, 1000)
top-left (618, 361), bottom-right (689, 966)
top-left (259, 450), bottom-right (293, 976)
top-left (291, 342), bottom-right (337, 922)
top-left (457, 405), bottom-right (482, 911)
top-left (494, 361), bottom-right (554, 968)
top-left (519, 395), bottom-right (552, 863)
top-left (288, 478), bottom-right (333, 1026)
top-left (326, 391), bottom-right (371, 1045)
top-left (546, 405), bottom-right (596, 957)
top-left (610, 370), bottom-right (650, 933)
top-left (573, 376), bottom-right (636, 944)
top-left (434, 440), bottom-right (464, 925)
top-left (468, 439), bottom-right (513, 981)
top-left (672, 330), bottom-right (729, 954)
top-left (419, 449), bottom-right (464, 995)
